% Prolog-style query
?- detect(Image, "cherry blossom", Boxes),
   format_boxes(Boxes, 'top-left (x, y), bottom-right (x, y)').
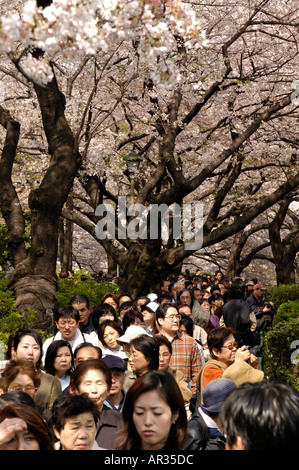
top-left (0, 0), bottom-right (204, 87)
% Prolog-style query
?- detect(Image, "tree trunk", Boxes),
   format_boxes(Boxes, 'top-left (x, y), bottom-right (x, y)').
top-left (59, 195), bottom-right (73, 273)
top-left (269, 198), bottom-right (299, 285)
top-left (1, 73), bottom-right (81, 332)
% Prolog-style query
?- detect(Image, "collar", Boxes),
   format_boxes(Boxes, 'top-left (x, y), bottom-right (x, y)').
top-left (160, 330), bottom-right (182, 343)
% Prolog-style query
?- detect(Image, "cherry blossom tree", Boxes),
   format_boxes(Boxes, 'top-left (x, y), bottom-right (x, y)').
top-left (61, 0), bottom-right (299, 296)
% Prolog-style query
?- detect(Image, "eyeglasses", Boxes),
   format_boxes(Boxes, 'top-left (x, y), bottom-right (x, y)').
top-left (9, 385), bottom-right (36, 393)
top-left (164, 314), bottom-right (181, 321)
top-left (222, 342), bottom-right (238, 350)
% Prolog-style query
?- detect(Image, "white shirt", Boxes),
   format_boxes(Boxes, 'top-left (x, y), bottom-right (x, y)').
top-left (42, 328), bottom-right (98, 363)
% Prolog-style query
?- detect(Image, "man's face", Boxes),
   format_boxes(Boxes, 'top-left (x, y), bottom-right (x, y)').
top-left (108, 369), bottom-right (125, 397)
top-left (56, 317), bottom-right (79, 340)
top-left (193, 289), bottom-right (202, 302)
top-left (72, 302), bottom-right (91, 325)
top-left (75, 346), bottom-right (99, 366)
top-left (254, 288), bottom-right (264, 299)
top-left (178, 305), bottom-right (192, 317)
top-left (158, 306), bottom-right (180, 336)
top-left (161, 281), bottom-right (170, 293)
top-left (179, 291), bottom-right (192, 306)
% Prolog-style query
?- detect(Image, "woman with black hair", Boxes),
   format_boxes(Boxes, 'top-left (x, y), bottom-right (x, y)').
top-left (44, 340), bottom-right (74, 391)
top-left (6, 328), bottom-right (62, 410)
top-left (123, 334), bottom-right (160, 392)
top-left (117, 370), bottom-right (187, 450)
top-left (97, 320), bottom-right (126, 360)
top-left (128, 335), bottom-right (159, 376)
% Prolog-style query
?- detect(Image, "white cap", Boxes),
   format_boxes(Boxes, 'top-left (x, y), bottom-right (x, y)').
top-left (147, 293), bottom-right (158, 301)
top-left (117, 325), bottom-right (151, 344)
top-left (143, 301), bottom-right (159, 313)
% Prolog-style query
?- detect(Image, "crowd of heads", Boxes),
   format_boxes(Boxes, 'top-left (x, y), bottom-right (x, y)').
top-left (0, 269), bottom-right (298, 450)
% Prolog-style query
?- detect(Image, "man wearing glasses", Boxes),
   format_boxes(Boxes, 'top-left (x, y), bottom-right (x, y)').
top-left (156, 303), bottom-right (202, 395)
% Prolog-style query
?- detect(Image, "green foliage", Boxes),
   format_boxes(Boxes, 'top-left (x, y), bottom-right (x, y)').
top-left (264, 319), bottom-right (299, 390)
top-left (0, 221), bottom-right (9, 267)
top-left (55, 276), bottom-right (120, 311)
top-left (275, 300), bottom-right (299, 324)
top-left (0, 272), bottom-right (119, 358)
top-left (0, 276), bottom-right (15, 319)
top-left (265, 284), bottom-right (299, 308)
top-left (0, 309), bottom-right (44, 356)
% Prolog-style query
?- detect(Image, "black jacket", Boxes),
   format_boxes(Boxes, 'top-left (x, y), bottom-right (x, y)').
top-left (181, 410), bottom-right (226, 451)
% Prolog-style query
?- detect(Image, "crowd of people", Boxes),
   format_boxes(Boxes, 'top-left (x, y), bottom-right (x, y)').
top-left (0, 270), bottom-right (298, 451)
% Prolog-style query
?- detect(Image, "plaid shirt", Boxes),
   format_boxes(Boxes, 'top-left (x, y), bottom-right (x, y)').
top-left (168, 332), bottom-right (202, 394)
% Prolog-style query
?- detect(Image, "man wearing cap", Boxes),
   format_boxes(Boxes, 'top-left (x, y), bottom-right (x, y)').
top-left (102, 355), bottom-right (126, 412)
top-left (245, 280), bottom-right (254, 297)
top-left (246, 283), bottom-right (274, 330)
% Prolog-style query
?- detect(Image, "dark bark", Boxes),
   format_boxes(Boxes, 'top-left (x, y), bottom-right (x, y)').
top-left (0, 72), bottom-right (81, 331)
top-left (269, 197), bottom-right (299, 285)
top-left (0, 106), bottom-right (27, 266)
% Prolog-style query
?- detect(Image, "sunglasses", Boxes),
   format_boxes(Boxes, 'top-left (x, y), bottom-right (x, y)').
top-left (222, 342), bottom-right (238, 350)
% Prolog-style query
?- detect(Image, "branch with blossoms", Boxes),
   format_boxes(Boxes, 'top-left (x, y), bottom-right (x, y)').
top-left (0, 0), bottom-right (205, 87)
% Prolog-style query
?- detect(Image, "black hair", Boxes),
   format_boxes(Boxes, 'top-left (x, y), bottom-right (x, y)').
top-left (130, 335), bottom-right (159, 371)
top-left (179, 313), bottom-right (194, 336)
top-left (54, 306), bottom-right (80, 323)
top-left (7, 328), bottom-right (43, 369)
top-left (73, 342), bottom-right (102, 359)
top-left (44, 339), bottom-right (74, 376)
top-left (220, 380), bottom-right (299, 450)
top-left (52, 393), bottom-right (100, 432)
top-left (70, 294), bottom-right (90, 308)
top-left (91, 303), bottom-right (117, 331)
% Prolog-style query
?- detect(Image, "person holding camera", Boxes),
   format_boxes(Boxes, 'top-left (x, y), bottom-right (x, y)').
top-left (195, 327), bottom-right (262, 403)
top-left (246, 283), bottom-right (274, 331)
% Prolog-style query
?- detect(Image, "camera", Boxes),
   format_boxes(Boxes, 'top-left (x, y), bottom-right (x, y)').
top-left (245, 345), bottom-right (264, 357)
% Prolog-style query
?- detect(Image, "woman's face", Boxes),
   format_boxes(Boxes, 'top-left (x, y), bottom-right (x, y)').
top-left (12, 335), bottom-right (41, 366)
top-left (142, 309), bottom-right (154, 325)
top-left (213, 333), bottom-right (238, 366)
top-left (201, 300), bottom-right (210, 312)
top-left (103, 326), bottom-right (119, 349)
top-left (0, 419), bottom-right (40, 450)
top-left (129, 346), bottom-right (150, 376)
top-left (133, 390), bottom-right (178, 450)
top-left (54, 346), bottom-right (72, 377)
top-left (98, 312), bottom-right (115, 325)
top-left (54, 412), bottom-right (96, 450)
top-left (213, 297), bottom-right (224, 308)
top-left (158, 344), bottom-right (171, 371)
top-left (76, 369), bottom-right (109, 410)
top-left (7, 373), bottom-right (36, 398)
top-left (104, 297), bottom-right (118, 311)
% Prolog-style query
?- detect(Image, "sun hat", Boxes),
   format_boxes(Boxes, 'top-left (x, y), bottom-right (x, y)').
top-left (117, 325), bottom-right (150, 344)
top-left (201, 378), bottom-right (237, 415)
